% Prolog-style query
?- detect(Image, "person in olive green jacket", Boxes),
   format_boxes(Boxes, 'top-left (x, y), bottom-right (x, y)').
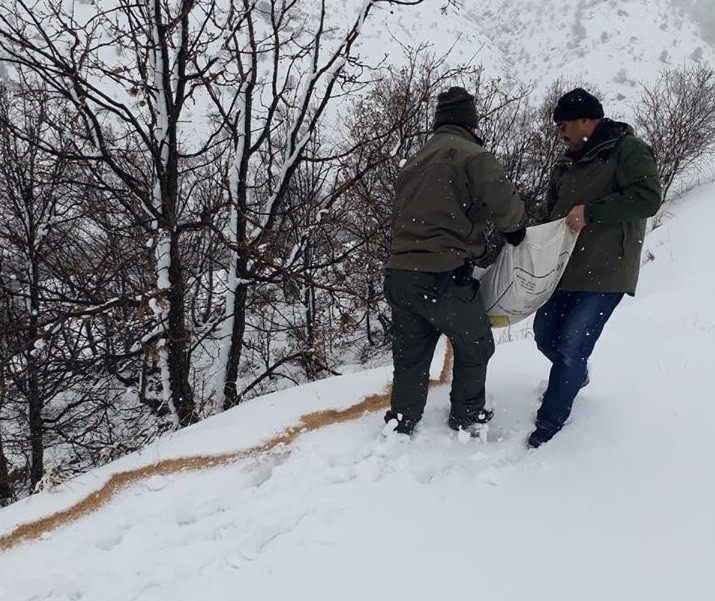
top-left (383, 87), bottom-right (525, 436)
top-left (528, 88), bottom-right (662, 448)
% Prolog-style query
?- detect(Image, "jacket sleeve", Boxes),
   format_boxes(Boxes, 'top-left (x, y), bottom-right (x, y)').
top-left (543, 171), bottom-right (561, 222)
top-left (585, 136), bottom-right (662, 224)
top-left (466, 151), bottom-right (524, 233)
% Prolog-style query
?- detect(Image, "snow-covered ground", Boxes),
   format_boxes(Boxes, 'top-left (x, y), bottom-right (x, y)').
top-left (1, 1), bottom-right (714, 599)
top-left (0, 178), bottom-right (713, 600)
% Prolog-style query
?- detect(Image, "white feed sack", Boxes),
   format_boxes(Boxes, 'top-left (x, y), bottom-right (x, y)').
top-left (475, 219), bottom-right (579, 327)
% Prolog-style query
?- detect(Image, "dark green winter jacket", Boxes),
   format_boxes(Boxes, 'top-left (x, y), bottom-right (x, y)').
top-left (386, 125), bottom-right (524, 272)
top-left (546, 119), bottom-right (662, 295)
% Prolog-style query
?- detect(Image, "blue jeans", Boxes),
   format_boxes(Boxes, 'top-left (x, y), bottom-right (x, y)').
top-left (533, 290), bottom-right (624, 430)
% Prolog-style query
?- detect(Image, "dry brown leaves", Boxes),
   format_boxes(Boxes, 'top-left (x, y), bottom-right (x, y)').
top-left (0, 343), bottom-right (453, 552)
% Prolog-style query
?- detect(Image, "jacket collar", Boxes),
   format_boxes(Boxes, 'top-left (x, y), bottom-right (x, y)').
top-left (433, 124), bottom-right (485, 146)
top-left (557, 119), bottom-right (632, 166)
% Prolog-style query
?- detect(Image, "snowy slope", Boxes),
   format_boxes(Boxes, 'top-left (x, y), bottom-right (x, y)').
top-left (0, 179), bottom-right (713, 600)
top-left (359, 0), bottom-right (715, 119)
top-left (1, 2), bottom-right (714, 599)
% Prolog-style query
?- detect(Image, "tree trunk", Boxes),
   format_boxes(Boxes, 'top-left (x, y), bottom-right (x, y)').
top-left (27, 354), bottom-right (43, 488)
top-left (167, 228), bottom-right (195, 426)
top-left (0, 431), bottom-right (11, 503)
top-left (223, 281), bottom-right (248, 409)
top-left (27, 252), bottom-right (44, 489)
top-left (0, 374), bottom-right (12, 502)
top-left (221, 147), bottom-right (250, 410)
top-left (366, 280), bottom-right (375, 346)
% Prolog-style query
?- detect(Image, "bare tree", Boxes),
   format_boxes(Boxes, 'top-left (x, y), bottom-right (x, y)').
top-left (0, 79), bottom-right (87, 487)
top-left (0, 281), bottom-right (13, 504)
top-left (635, 64), bottom-right (715, 202)
top-left (0, 0), bottom-right (233, 426)
top-left (0, 0), bottom-right (431, 420)
top-left (0, 79), bottom-right (151, 492)
top-left (199, 0), bottom-right (428, 408)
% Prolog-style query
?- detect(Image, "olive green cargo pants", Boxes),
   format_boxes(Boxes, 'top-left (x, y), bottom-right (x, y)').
top-left (384, 268), bottom-right (495, 428)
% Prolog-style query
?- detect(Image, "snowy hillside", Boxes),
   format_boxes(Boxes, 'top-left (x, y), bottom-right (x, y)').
top-left (358, 0), bottom-right (715, 118)
top-left (0, 177), bottom-right (713, 600)
top-left (0, 1), bottom-right (714, 599)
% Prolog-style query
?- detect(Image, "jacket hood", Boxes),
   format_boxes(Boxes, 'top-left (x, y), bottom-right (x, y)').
top-left (563, 118), bottom-right (632, 163)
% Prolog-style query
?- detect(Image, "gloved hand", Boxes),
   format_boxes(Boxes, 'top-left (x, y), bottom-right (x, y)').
top-left (505, 227), bottom-right (526, 246)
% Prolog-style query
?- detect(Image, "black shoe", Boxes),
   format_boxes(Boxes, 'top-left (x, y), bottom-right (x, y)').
top-left (527, 423), bottom-right (559, 448)
top-left (448, 408), bottom-right (494, 432)
top-left (384, 410), bottom-right (419, 435)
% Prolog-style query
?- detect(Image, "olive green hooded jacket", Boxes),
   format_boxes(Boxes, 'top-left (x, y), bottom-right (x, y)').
top-left (386, 125), bottom-right (524, 272)
top-left (547, 120), bottom-right (662, 295)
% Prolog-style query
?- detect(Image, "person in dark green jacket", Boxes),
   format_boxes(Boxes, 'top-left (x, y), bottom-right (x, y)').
top-left (383, 87), bottom-right (525, 436)
top-left (528, 88), bottom-right (662, 448)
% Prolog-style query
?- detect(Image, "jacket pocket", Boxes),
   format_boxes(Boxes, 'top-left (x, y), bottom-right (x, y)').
top-left (620, 224), bottom-right (626, 258)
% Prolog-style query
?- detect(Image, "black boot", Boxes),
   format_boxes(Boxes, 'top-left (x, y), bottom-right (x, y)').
top-left (580, 372), bottom-right (590, 388)
top-left (527, 422), bottom-right (560, 448)
top-left (448, 408), bottom-right (494, 434)
top-left (384, 410), bottom-right (419, 436)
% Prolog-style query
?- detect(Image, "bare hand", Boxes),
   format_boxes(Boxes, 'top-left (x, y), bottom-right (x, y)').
top-left (565, 205), bottom-right (587, 233)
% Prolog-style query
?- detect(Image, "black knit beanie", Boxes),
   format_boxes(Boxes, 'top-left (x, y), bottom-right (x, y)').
top-left (552, 88), bottom-right (604, 122)
top-left (434, 87), bottom-right (479, 129)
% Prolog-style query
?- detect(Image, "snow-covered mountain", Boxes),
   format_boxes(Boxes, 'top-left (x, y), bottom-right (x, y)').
top-left (357, 0), bottom-right (715, 119)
